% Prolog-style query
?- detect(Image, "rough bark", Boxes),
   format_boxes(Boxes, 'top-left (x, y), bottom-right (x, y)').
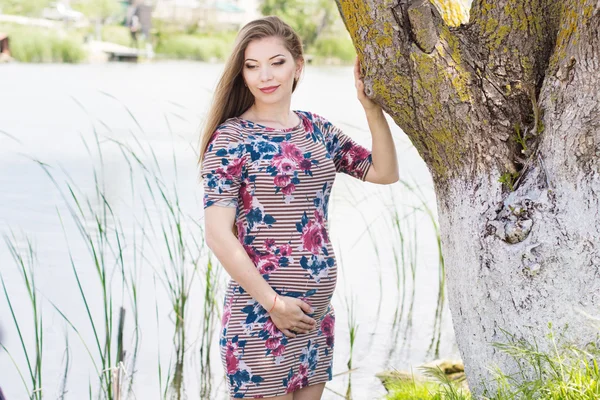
top-left (336, 0), bottom-right (600, 395)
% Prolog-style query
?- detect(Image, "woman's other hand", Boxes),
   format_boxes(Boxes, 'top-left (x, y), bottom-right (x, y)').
top-left (269, 295), bottom-right (317, 338)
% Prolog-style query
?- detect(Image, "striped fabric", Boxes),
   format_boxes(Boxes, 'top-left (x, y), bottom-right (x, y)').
top-left (202, 110), bottom-right (372, 398)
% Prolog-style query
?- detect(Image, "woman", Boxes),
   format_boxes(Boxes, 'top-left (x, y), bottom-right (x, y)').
top-left (200, 16), bottom-right (398, 400)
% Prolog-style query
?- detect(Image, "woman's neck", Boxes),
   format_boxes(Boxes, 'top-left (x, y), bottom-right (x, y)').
top-left (246, 102), bottom-right (297, 127)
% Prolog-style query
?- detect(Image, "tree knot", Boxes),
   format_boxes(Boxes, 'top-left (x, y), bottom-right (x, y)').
top-left (407, 0), bottom-right (442, 54)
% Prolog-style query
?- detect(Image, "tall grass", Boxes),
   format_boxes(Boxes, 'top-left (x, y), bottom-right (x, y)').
top-left (344, 291), bottom-right (359, 400)
top-left (1, 234), bottom-right (43, 400)
top-left (397, 178), bottom-right (446, 359)
top-left (0, 95), bottom-right (215, 398)
top-left (0, 23), bottom-right (86, 63)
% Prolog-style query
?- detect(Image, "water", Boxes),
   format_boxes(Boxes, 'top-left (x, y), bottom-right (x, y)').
top-left (0, 61), bottom-right (459, 399)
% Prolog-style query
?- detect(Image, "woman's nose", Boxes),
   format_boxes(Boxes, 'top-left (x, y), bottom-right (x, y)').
top-left (259, 66), bottom-right (273, 81)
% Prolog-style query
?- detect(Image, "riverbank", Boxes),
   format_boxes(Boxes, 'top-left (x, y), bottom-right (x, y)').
top-left (0, 19), bottom-right (356, 64)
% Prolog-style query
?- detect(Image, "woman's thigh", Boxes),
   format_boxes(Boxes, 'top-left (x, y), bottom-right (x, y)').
top-left (293, 382), bottom-right (326, 400)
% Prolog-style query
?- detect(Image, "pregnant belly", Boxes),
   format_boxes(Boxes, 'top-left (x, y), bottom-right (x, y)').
top-left (267, 263), bottom-right (338, 321)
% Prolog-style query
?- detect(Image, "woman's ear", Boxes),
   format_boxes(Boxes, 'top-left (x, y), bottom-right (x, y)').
top-left (295, 59), bottom-right (304, 79)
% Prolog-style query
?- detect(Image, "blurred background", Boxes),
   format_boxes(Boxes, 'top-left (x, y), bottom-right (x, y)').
top-left (0, 1), bottom-right (460, 399)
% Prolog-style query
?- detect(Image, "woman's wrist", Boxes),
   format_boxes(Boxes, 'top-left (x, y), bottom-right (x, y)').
top-left (267, 293), bottom-right (278, 313)
top-left (258, 290), bottom-right (279, 313)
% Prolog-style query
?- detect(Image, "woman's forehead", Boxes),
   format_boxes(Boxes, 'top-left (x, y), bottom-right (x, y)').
top-left (245, 37), bottom-right (289, 60)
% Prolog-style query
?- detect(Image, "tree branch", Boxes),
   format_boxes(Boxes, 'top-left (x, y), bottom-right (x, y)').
top-left (336, 0), bottom-right (512, 187)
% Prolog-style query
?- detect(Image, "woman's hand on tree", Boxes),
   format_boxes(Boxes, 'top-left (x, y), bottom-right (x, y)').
top-left (354, 56), bottom-right (380, 111)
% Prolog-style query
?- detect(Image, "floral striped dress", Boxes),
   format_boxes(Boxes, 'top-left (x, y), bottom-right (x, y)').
top-left (201, 110), bottom-right (372, 398)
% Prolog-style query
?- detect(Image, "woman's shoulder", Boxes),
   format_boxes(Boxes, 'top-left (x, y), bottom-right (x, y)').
top-left (294, 109), bottom-right (330, 126)
top-left (210, 118), bottom-right (245, 143)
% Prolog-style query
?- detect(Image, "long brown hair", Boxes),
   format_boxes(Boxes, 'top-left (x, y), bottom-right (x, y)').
top-left (198, 16), bottom-right (305, 168)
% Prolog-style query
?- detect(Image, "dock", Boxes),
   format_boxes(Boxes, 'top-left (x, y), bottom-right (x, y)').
top-left (86, 40), bottom-right (140, 62)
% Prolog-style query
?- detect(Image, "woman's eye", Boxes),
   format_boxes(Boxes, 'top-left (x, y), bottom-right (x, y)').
top-left (273, 61), bottom-right (285, 66)
top-left (245, 65), bottom-right (257, 69)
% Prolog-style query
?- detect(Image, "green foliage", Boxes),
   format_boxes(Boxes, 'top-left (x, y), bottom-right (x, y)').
top-left (311, 34), bottom-right (356, 62)
top-left (72, 0), bottom-right (122, 21)
top-left (1, 24), bottom-right (86, 63)
top-left (0, 0), bottom-right (51, 16)
top-left (499, 172), bottom-right (519, 191)
top-left (386, 377), bottom-right (470, 400)
top-left (260, 0), bottom-right (337, 49)
top-left (487, 324), bottom-right (600, 399)
top-left (386, 379), bottom-right (447, 399)
top-left (155, 34), bottom-right (233, 61)
top-left (387, 324), bottom-right (600, 400)
top-left (514, 122), bottom-right (527, 152)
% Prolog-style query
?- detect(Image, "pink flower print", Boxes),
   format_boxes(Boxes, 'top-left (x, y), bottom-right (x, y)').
top-left (321, 314), bottom-right (335, 347)
top-left (350, 145), bottom-right (370, 161)
top-left (298, 364), bottom-right (308, 376)
top-left (285, 371), bottom-right (308, 393)
top-left (226, 156), bottom-right (245, 176)
top-left (302, 115), bottom-right (314, 134)
top-left (280, 142), bottom-right (304, 163)
top-left (256, 255), bottom-right (279, 274)
top-left (240, 182), bottom-right (253, 212)
top-left (279, 243), bottom-right (292, 256)
top-left (272, 344), bottom-right (286, 357)
top-left (264, 239), bottom-right (276, 249)
top-left (281, 183), bottom-right (296, 195)
top-left (222, 300), bottom-right (232, 327)
top-left (326, 335), bottom-right (334, 347)
top-left (274, 175), bottom-right (291, 188)
top-left (265, 337), bottom-right (281, 350)
top-left (313, 209), bottom-right (325, 225)
top-left (321, 314), bottom-right (335, 338)
top-left (302, 220), bottom-right (326, 255)
top-left (263, 319), bottom-right (281, 336)
top-left (299, 159), bottom-right (312, 171)
top-left (272, 155), bottom-right (297, 174)
top-left (225, 341), bottom-right (239, 374)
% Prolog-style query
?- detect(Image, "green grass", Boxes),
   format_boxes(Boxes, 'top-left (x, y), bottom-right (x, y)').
top-left (386, 379), bottom-right (458, 400)
top-left (386, 324), bottom-right (600, 400)
top-left (0, 23), bottom-right (86, 63)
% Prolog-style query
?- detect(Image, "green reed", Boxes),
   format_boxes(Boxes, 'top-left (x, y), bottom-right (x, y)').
top-left (344, 291), bottom-right (359, 400)
top-left (1, 233), bottom-right (43, 400)
top-left (397, 178), bottom-right (446, 359)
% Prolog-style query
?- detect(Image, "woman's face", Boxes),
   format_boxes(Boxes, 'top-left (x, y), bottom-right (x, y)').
top-left (242, 36), bottom-right (302, 106)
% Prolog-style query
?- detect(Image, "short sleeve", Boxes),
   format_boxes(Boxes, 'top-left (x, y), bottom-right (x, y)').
top-left (316, 114), bottom-right (373, 181)
top-left (201, 127), bottom-right (245, 209)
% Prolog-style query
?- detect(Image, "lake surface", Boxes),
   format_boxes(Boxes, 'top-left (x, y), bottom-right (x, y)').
top-left (0, 61), bottom-right (459, 399)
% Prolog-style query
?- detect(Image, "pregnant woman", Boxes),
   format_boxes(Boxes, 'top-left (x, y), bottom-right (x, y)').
top-left (200, 16), bottom-right (398, 399)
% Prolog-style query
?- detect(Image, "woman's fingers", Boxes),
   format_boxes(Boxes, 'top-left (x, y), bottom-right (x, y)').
top-left (282, 329), bottom-right (296, 338)
top-left (301, 315), bottom-right (316, 326)
top-left (298, 300), bottom-right (313, 314)
top-left (295, 321), bottom-right (314, 331)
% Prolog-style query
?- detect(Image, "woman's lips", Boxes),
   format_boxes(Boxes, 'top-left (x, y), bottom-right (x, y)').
top-left (260, 86), bottom-right (279, 94)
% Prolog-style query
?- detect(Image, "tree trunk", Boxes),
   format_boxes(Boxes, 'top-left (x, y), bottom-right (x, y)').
top-left (336, 0), bottom-right (600, 395)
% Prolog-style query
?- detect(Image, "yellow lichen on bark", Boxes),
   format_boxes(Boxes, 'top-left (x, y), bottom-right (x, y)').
top-left (430, 0), bottom-right (471, 27)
